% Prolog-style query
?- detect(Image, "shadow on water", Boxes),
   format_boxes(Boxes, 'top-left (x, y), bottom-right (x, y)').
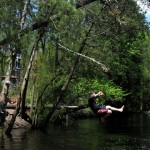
top-left (0, 113), bottom-right (150, 150)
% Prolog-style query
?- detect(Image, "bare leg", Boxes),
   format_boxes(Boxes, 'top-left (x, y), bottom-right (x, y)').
top-left (106, 105), bottom-right (124, 112)
top-left (101, 105), bottom-right (124, 123)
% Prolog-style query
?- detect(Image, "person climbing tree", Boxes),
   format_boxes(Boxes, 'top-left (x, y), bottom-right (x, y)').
top-left (88, 91), bottom-right (124, 122)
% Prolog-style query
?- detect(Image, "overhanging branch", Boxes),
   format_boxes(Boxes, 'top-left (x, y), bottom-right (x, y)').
top-left (0, 21), bottom-right (49, 47)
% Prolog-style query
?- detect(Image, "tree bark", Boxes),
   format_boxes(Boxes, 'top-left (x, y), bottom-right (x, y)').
top-left (20, 0), bottom-right (30, 30)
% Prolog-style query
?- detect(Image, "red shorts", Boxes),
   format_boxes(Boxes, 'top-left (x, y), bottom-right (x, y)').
top-left (97, 109), bottom-right (108, 114)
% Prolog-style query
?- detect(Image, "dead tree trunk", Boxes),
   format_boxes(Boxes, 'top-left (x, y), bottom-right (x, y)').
top-left (30, 71), bottom-right (37, 118)
top-left (20, 0), bottom-right (30, 30)
top-left (5, 35), bottom-right (41, 135)
top-left (43, 23), bottom-right (94, 127)
top-left (18, 0), bottom-right (30, 114)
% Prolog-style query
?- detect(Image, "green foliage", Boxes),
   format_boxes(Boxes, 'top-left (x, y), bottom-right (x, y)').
top-left (139, 33), bottom-right (150, 110)
top-left (32, 0), bottom-right (149, 113)
top-left (71, 77), bottom-right (127, 105)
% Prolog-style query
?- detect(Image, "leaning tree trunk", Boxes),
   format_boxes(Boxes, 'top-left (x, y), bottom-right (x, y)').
top-left (30, 72), bottom-right (37, 118)
top-left (18, 0), bottom-right (30, 112)
top-left (43, 23), bottom-right (94, 127)
top-left (5, 35), bottom-right (41, 135)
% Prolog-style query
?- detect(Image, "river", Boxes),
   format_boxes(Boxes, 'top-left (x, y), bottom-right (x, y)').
top-left (0, 114), bottom-right (150, 150)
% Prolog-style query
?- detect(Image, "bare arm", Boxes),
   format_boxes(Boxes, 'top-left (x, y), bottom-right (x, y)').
top-left (97, 91), bottom-right (105, 97)
top-left (92, 91), bottom-right (104, 97)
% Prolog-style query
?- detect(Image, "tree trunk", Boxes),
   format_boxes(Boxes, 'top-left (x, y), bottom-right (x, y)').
top-left (30, 74), bottom-right (36, 118)
top-left (5, 35), bottom-right (41, 135)
top-left (20, 0), bottom-right (30, 30)
top-left (43, 23), bottom-right (94, 127)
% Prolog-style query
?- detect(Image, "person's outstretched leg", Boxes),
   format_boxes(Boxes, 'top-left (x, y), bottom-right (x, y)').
top-left (106, 105), bottom-right (124, 112)
top-left (100, 105), bottom-right (124, 123)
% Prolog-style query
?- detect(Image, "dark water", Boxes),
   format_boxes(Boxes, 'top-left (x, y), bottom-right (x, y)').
top-left (0, 114), bottom-right (150, 150)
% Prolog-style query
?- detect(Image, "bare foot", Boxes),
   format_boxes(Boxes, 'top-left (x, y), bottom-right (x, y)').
top-left (120, 105), bottom-right (124, 112)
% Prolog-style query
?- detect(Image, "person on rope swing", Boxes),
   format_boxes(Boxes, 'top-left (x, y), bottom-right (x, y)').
top-left (88, 91), bottom-right (124, 123)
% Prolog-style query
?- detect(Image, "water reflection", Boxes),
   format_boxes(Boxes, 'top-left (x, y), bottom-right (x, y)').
top-left (0, 114), bottom-right (150, 150)
top-left (0, 129), bottom-right (29, 150)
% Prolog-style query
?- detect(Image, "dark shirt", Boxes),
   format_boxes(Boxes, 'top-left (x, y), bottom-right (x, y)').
top-left (88, 95), bottom-right (101, 114)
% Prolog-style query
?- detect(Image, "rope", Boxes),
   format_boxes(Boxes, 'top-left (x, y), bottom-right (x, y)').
top-left (58, 43), bottom-right (110, 72)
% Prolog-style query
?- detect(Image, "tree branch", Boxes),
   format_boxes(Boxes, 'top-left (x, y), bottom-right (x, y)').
top-left (58, 43), bottom-right (110, 73)
top-left (76, 0), bottom-right (97, 8)
top-left (0, 21), bottom-right (49, 47)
